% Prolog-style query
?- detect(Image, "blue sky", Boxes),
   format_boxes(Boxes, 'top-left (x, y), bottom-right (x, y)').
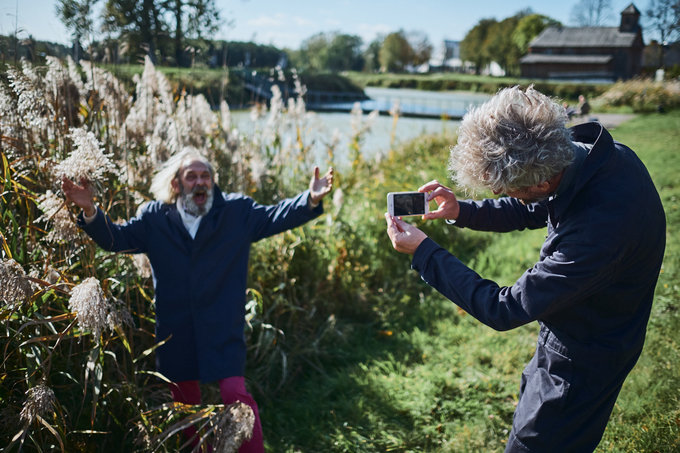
top-left (0, 0), bottom-right (654, 51)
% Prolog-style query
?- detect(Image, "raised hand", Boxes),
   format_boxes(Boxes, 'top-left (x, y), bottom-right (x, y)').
top-left (61, 176), bottom-right (96, 217)
top-left (418, 179), bottom-right (460, 221)
top-left (309, 166), bottom-right (334, 205)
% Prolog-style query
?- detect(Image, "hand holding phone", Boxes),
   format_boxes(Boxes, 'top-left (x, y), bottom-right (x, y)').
top-left (417, 180), bottom-right (460, 221)
top-left (387, 191), bottom-right (429, 217)
top-left (384, 212), bottom-right (428, 254)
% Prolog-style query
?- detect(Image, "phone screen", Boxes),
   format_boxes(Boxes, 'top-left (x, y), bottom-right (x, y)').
top-left (392, 193), bottom-right (426, 216)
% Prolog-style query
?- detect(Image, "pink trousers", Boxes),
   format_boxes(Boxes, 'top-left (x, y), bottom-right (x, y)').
top-left (169, 376), bottom-right (264, 453)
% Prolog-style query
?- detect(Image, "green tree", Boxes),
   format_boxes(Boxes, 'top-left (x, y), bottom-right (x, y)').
top-left (295, 31), bottom-right (364, 72)
top-left (297, 32), bottom-right (330, 71)
top-left (102, 0), bottom-right (168, 63)
top-left (485, 16), bottom-right (523, 75)
top-left (379, 31), bottom-right (413, 72)
top-left (326, 33), bottom-right (364, 72)
top-left (512, 13), bottom-right (562, 54)
top-left (460, 18), bottom-right (496, 75)
top-left (161, 0), bottom-right (221, 66)
top-left (407, 31), bottom-right (433, 66)
top-left (102, 0), bottom-right (220, 66)
top-left (56, 0), bottom-right (99, 61)
top-left (363, 37), bottom-right (384, 73)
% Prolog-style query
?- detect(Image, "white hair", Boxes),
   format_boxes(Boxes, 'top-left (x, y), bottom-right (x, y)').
top-left (149, 147), bottom-right (215, 204)
top-left (449, 85), bottom-right (574, 193)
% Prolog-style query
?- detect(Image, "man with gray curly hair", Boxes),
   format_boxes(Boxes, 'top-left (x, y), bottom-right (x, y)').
top-left (386, 86), bottom-right (665, 452)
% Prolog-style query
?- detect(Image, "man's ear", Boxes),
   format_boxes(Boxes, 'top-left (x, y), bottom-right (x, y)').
top-left (171, 177), bottom-right (180, 194)
top-left (528, 180), bottom-right (552, 198)
top-left (535, 180), bottom-right (551, 192)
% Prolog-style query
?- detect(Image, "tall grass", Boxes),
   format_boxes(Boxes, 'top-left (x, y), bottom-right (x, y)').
top-left (0, 56), bottom-right (382, 451)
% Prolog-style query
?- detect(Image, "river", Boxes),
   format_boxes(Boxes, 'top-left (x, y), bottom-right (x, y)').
top-left (231, 88), bottom-right (491, 164)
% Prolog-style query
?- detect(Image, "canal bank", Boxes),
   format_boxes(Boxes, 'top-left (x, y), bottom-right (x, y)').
top-left (306, 87), bottom-right (492, 119)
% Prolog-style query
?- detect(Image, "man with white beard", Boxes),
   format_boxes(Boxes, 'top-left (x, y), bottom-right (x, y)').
top-left (62, 147), bottom-right (334, 452)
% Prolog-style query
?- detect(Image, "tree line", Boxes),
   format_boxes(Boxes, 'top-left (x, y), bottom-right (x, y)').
top-left (4, 0), bottom-right (678, 74)
top-left (51, 0), bottom-right (435, 71)
top-left (460, 11), bottom-right (561, 76)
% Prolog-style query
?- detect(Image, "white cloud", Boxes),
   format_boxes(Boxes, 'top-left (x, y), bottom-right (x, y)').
top-left (247, 13), bottom-right (313, 29)
top-left (356, 23), bottom-right (392, 41)
top-left (247, 14), bottom-right (285, 28)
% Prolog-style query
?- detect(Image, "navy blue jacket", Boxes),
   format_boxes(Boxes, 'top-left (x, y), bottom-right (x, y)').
top-left (412, 123), bottom-right (665, 452)
top-left (79, 185), bottom-right (323, 382)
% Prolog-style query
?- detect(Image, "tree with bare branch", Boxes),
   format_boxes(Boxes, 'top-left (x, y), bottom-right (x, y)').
top-left (570, 0), bottom-right (613, 26)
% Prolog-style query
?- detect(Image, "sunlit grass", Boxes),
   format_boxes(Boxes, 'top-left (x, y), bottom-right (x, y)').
top-left (261, 111), bottom-right (680, 452)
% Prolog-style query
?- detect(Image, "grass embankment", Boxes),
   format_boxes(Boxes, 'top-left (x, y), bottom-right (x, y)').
top-left (259, 111), bottom-right (680, 452)
top-left (344, 71), bottom-right (610, 103)
top-left (97, 63), bottom-right (608, 108)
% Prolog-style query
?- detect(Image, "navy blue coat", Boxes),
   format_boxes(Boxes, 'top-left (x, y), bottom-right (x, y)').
top-left (411, 123), bottom-right (665, 452)
top-left (79, 186), bottom-right (323, 383)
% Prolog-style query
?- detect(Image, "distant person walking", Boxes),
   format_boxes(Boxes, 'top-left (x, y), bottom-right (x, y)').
top-left (385, 86), bottom-right (665, 452)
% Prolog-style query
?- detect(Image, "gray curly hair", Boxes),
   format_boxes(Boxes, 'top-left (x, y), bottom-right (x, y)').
top-left (149, 147), bottom-right (215, 204)
top-left (449, 85), bottom-right (574, 193)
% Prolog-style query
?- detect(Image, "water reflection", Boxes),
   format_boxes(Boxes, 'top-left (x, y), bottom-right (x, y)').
top-left (232, 110), bottom-right (458, 164)
top-left (231, 89), bottom-right (491, 166)
top-left (365, 87), bottom-right (490, 118)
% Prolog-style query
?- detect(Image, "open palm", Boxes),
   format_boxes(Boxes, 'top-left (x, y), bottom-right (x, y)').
top-left (309, 166), bottom-right (334, 204)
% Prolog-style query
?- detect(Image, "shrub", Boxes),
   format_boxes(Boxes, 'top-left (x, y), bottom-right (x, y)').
top-left (593, 78), bottom-right (680, 112)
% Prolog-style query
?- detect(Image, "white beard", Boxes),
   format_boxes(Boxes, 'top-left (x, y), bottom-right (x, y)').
top-left (180, 185), bottom-right (214, 216)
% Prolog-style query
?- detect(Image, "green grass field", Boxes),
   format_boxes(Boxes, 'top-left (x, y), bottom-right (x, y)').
top-left (258, 111), bottom-right (680, 452)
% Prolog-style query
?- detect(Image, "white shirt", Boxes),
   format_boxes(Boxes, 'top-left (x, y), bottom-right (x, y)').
top-left (176, 198), bottom-right (203, 239)
top-left (83, 199), bottom-right (203, 239)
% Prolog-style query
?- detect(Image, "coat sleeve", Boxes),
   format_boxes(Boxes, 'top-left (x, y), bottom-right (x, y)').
top-left (246, 189), bottom-right (323, 242)
top-left (411, 232), bottom-right (619, 331)
top-left (455, 197), bottom-right (549, 232)
top-left (77, 206), bottom-right (149, 254)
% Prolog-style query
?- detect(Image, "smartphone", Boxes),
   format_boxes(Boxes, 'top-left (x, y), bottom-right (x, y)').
top-left (387, 191), bottom-right (429, 217)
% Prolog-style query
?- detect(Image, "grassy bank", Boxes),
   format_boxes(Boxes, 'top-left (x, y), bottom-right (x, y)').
top-left (259, 111), bottom-right (680, 452)
top-left (344, 71), bottom-right (611, 103)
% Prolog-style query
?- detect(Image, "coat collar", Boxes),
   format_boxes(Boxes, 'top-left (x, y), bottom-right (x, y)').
top-left (209, 184), bottom-right (227, 209)
top-left (164, 184), bottom-right (226, 240)
top-left (550, 122), bottom-right (615, 220)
